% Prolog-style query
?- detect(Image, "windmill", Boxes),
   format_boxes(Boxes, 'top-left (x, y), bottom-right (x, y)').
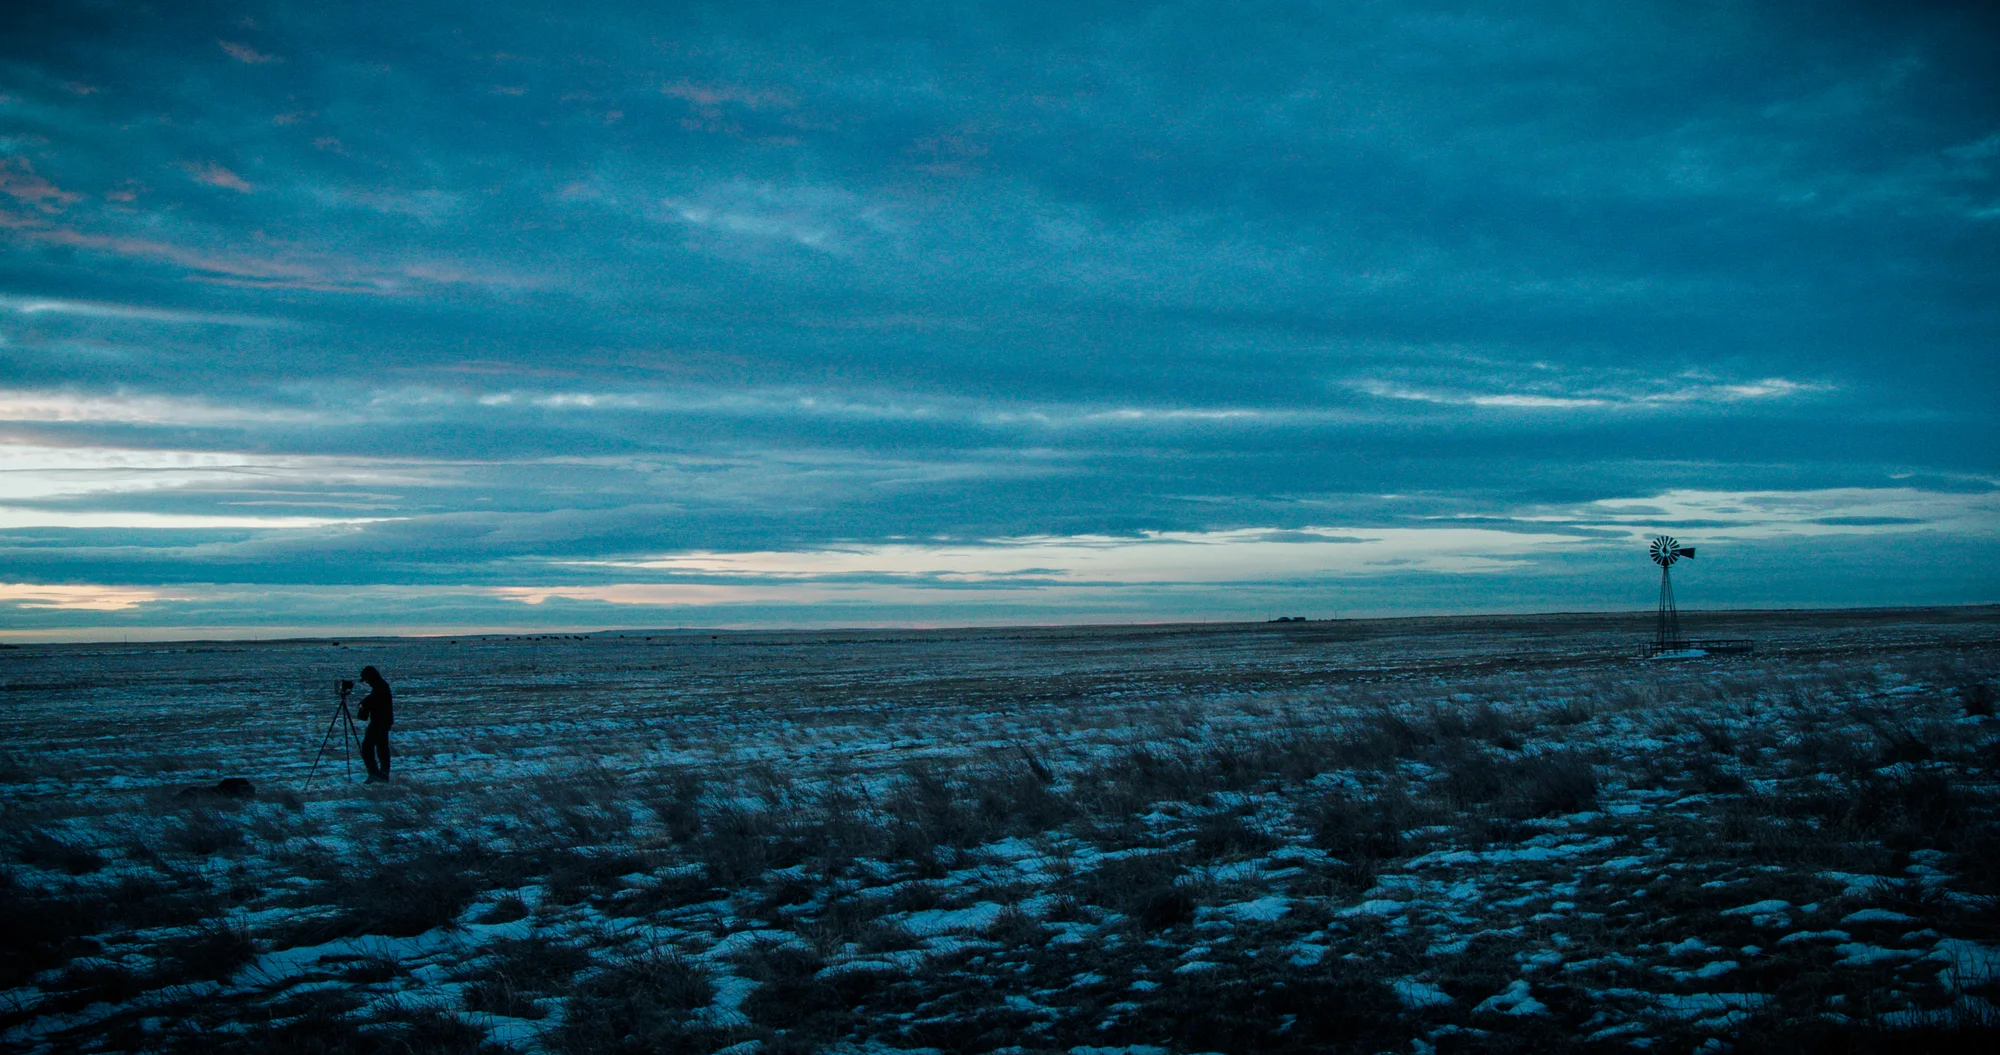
top-left (1649, 535), bottom-right (1696, 650)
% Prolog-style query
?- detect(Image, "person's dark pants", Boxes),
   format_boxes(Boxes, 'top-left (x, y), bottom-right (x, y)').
top-left (361, 723), bottom-right (392, 780)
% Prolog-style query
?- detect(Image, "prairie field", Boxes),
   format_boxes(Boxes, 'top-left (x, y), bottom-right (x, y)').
top-left (3, 607), bottom-right (1999, 1054)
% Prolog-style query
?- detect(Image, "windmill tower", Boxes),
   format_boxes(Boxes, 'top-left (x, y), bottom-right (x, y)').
top-left (1649, 535), bottom-right (1696, 650)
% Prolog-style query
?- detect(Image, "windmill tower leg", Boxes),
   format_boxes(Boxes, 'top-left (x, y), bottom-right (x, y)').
top-left (1656, 564), bottom-right (1680, 649)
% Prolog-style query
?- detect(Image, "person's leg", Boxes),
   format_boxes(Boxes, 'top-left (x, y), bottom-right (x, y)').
top-left (361, 725), bottom-right (385, 780)
top-left (379, 726), bottom-right (392, 779)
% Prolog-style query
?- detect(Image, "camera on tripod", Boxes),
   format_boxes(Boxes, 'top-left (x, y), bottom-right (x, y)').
top-left (307, 677), bottom-right (362, 790)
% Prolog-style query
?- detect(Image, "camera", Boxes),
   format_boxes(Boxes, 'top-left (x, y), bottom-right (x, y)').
top-left (340, 679), bottom-right (356, 692)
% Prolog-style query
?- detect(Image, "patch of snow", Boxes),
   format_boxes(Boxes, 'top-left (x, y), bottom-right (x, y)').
top-left (1407, 836), bottom-right (1618, 868)
top-left (1220, 897), bottom-right (1289, 922)
top-left (1818, 872), bottom-right (1888, 898)
top-left (897, 901), bottom-right (1006, 937)
top-left (706, 929), bottom-right (807, 957)
top-left (1719, 899), bottom-right (1791, 917)
top-left (1392, 978), bottom-right (1454, 1008)
top-left (1841, 908), bottom-right (1915, 925)
top-left (1777, 930), bottom-right (1850, 945)
top-left (1833, 943), bottom-right (1920, 967)
top-left (1932, 939), bottom-right (2000, 988)
top-left (1338, 899), bottom-right (1407, 917)
top-left (1288, 943), bottom-right (1328, 966)
top-left (1473, 979), bottom-right (1546, 1016)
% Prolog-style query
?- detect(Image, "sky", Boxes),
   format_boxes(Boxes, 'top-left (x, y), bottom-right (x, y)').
top-left (2, 0), bottom-right (1997, 639)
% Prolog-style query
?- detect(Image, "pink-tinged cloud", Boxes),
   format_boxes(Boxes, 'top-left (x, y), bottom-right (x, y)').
top-left (1, 211), bottom-right (542, 295)
top-left (0, 211), bottom-right (376, 291)
top-left (662, 80), bottom-right (795, 110)
top-left (182, 162), bottom-right (252, 192)
top-left (0, 159), bottom-right (80, 212)
top-left (219, 40), bottom-right (278, 63)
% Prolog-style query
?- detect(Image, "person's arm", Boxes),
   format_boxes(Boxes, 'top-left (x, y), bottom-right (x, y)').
top-left (356, 691), bottom-right (372, 722)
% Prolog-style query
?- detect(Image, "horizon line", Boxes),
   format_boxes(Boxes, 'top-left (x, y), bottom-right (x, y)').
top-left (8, 601), bottom-right (1995, 648)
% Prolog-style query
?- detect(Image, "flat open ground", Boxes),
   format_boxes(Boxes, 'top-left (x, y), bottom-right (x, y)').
top-left (4, 607), bottom-right (1999, 1053)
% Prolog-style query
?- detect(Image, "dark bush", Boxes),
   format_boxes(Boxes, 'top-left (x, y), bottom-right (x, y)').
top-left (1849, 768), bottom-right (1964, 850)
top-left (6, 828), bottom-right (104, 875)
top-left (968, 759), bottom-right (1075, 834)
top-left (341, 955), bottom-right (403, 983)
top-left (1431, 700), bottom-right (1517, 741)
top-left (650, 771), bottom-right (706, 843)
top-left (464, 975), bottom-right (547, 1019)
top-left (474, 894), bottom-right (529, 924)
top-left (1502, 751), bottom-right (1599, 819)
top-left (181, 997), bottom-right (503, 1054)
top-left (1074, 853), bottom-right (1195, 928)
top-left (40, 959), bottom-right (149, 1016)
top-left (0, 871), bottom-right (99, 988)
top-left (0, 867), bottom-right (220, 989)
top-left (1188, 808), bottom-right (1283, 861)
top-left (544, 850), bottom-right (647, 906)
top-left (690, 807), bottom-right (772, 887)
top-left (553, 948), bottom-right (721, 1055)
top-left (1342, 709), bottom-right (1428, 765)
top-left (476, 935), bottom-right (591, 993)
top-left (1438, 745), bottom-right (1508, 807)
top-left (1876, 727), bottom-right (1936, 766)
top-left (159, 922), bottom-right (256, 983)
top-left (735, 941), bottom-right (845, 1034)
top-left (163, 810), bottom-right (245, 856)
top-left (283, 850), bottom-right (483, 945)
top-left (1956, 822), bottom-right (2000, 895)
top-left (1306, 784), bottom-right (1420, 863)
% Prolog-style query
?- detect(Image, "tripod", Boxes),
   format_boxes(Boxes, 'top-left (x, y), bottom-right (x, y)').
top-left (304, 679), bottom-right (360, 791)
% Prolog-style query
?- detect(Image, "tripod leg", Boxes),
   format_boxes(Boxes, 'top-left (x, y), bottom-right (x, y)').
top-left (349, 704), bottom-right (361, 782)
top-left (304, 702), bottom-right (347, 791)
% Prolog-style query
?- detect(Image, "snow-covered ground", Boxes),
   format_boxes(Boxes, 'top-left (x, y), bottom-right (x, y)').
top-left (2, 609), bottom-right (1997, 1053)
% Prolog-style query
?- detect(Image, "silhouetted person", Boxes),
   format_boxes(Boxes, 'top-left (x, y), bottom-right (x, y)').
top-left (355, 666), bottom-right (394, 782)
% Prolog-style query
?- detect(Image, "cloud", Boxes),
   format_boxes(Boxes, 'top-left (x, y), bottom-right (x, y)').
top-left (0, 212), bottom-right (531, 293)
top-left (0, 508), bottom-right (385, 529)
top-left (218, 41), bottom-right (279, 64)
top-left (1351, 375), bottom-right (1831, 411)
top-left (0, 295), bottom-right (277, 326)
top-left (586, 526), bottom-right (1578, 586)
top-left (0, 158), bottom-right (80, 212)
top-left (661, 81), bottom-right (794, 110)
top-left (181, 162), bottom-right (252, 192)
top-left (0, 582), bottom-right (174, 611)
top-left (0, 213), bottom-right (366, 289)
top-left (0, 389), bottom-right (318, 426)
top-left (1515, 488), bottom-right (2000, 540)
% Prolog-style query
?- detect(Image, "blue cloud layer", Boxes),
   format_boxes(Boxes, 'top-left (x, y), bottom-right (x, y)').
top-left (2, 1), bottom-right (1996, 634)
